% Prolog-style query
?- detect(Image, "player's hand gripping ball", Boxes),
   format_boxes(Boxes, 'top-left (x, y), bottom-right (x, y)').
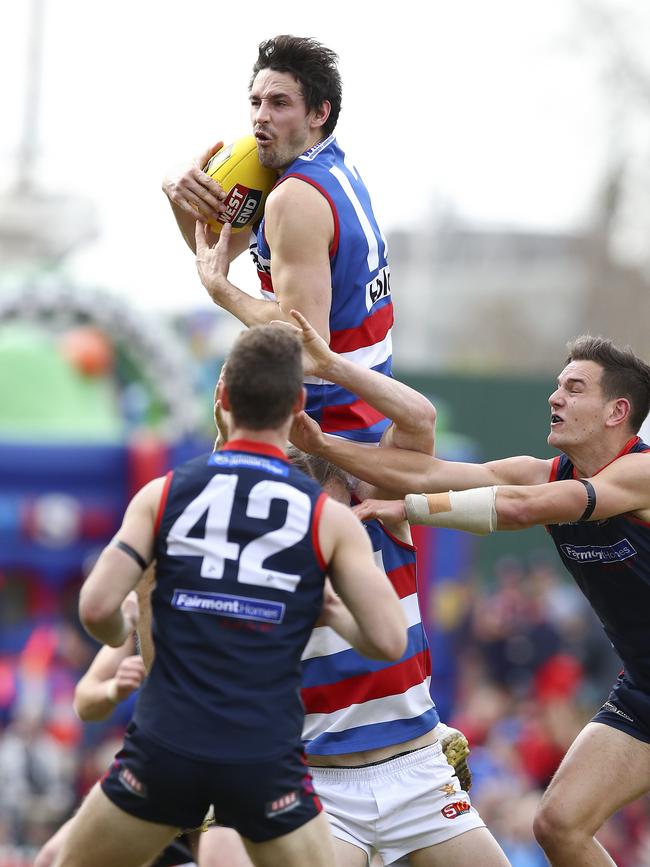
top-left (203, 135), bottom-right (276, 234)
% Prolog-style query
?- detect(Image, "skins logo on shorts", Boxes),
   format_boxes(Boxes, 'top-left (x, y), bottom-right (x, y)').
top-left (441, 800), bottom-right (471, 819)
top-left (440, 783), bottom-right (457, 796)
top-left (560, 539), bottom-right (636, 564)
top-left (265, 789), bottom-right (300, 818)
top-left (118, 764), bottom-right (148, 798)
top-left (221, 184), bottom-right (263, 228)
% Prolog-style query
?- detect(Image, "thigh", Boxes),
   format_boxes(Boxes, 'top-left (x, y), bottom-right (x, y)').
top-left (406, 827), bottom-right (509, 867)
top-left (53, 783), bottom-right (178, 867)
top-left (198, 826), bottom-right (254, 867)
top-left (242, 812), bottom-right (338, 867)
top-left (333, 836), bottom-right (372, 867)
top-left (35, 819), bottom-right (74, 867)
top-left (541, 721), bottom-right (650, 831)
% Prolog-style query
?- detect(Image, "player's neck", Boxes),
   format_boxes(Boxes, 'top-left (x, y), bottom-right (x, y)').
top-left (226, 424), bottom-right (289, 455)
top-left (566, 432), bottom-right (636, 478)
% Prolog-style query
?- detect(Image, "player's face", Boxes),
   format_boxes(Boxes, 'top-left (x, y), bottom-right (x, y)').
top-left (547, 360), bottom-right (611, 451)
top-left (250, 70), bottom-right (319, 171)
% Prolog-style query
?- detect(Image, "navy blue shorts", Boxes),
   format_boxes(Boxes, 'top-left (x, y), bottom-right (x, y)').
top-left (591, 672), bottom-right (650, 744)
top-left (101, 722), bottom-right (321, 843)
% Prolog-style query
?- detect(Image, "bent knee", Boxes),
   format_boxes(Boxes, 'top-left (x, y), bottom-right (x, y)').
top-left (533, 797), bottom-right (590, 850)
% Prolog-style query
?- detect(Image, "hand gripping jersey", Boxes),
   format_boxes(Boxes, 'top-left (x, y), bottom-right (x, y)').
top-left (251, 135), bottom-right (394, 444)
top-left (300, 517), bottom-right (439, 755)
top-left (547, 436), bottom-right (650, 690)
top-left (133, 441), bottom-right (328, 762)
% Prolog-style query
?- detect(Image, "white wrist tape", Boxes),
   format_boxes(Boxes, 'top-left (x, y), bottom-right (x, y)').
top-left (405, 487), bottom-right (497, 535)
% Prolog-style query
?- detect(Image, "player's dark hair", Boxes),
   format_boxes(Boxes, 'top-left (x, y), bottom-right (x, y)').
top-left (286, 445), bottom-right (355, 493)
top-left (566, 335), bottom-right (650, 433)
top-left (224, 326), bottom-right (303, 430)
top-left (251, 35), bottom-right (342, 136)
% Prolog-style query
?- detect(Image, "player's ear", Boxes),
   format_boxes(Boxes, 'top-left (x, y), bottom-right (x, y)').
top-left (607, 397), bottom-right (631, 428)
top-left (293, 387), bottom-right (307, 416)
top-left (219, 381), bottom-right (231, 412)
top-left (311, 100), bottom-right (331, 130)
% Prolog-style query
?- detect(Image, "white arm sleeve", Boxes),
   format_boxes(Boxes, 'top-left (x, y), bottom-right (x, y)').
top-left (405, 487), bottom-right (498, 535)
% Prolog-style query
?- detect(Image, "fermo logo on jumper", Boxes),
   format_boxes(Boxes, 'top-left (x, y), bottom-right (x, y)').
top-left (560, 538), bottom-right (637, 564)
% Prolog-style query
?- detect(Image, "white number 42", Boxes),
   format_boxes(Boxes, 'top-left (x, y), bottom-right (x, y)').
top-left (165, 474), bottom-right (311, 593)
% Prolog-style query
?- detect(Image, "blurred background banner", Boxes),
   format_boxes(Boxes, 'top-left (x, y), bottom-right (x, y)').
top-left (1, 0), bottom-right (650, 863)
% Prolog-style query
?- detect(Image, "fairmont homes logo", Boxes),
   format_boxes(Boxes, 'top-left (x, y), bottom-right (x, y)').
top-left (560, 539), bottom-right (637, 565)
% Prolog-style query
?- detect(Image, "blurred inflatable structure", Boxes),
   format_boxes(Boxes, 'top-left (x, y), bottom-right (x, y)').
top-left (0, 282), bottom-right (210, 653)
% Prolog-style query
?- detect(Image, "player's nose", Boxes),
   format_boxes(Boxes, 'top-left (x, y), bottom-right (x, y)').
top-left (254, 99), bottom-right (271, 124)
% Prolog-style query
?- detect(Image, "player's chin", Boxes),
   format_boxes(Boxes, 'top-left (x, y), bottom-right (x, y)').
top-left (547, 428), bottom-right (562, 447)
top-left (548, 427), bottom-right (572, 449)
top-left (257, 147), bottom-right (277, 168)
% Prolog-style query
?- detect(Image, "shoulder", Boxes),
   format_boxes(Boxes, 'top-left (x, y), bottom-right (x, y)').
top-left (265, 180), bottom-right (334, 255)
top-left (602, 450), bottom-right (650, 480)
top-left (130, 476), bottom-right (167, 509)
top-left (266, 177), bottom-right (333, 227)
top-left (319, 497), bottom-right (367, 544)
top-left (320, 495), bottom-right (352, 525)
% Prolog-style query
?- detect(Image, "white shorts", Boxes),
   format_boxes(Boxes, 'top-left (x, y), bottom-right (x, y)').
top-left (310, 742), bottom-right (484, 866)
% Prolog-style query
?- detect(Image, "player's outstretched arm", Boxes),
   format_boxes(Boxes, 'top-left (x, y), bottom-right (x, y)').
top-left (496, 452), bottom-right (650, 527)
top-left (355, 452), bottom-right (650, 532)
top-left (73, 636), bottom-right (145, 722)
top-left (292, 414), bottom-right (551, 498)
top-left (79, 477), bottom-right (163, 646)
top-left (319, 499), bottom-right (407, 661)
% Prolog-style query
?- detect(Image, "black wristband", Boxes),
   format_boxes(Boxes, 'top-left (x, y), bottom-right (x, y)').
top-left (114, 540), bottom-right (147, 571)
top-left (577, 479), bottom-right (596, 521)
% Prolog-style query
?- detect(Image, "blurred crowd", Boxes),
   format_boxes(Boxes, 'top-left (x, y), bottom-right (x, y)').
top-left (437, 554), bottom-right (650, 866)
top-left (1, 554), bottom-right (650, 866)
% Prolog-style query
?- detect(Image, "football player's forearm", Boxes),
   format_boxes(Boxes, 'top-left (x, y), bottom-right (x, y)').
top-left (324, 354), bottom-right (434, 437)
top-left (319, 435), bottom-right (438, 495)
top-left (336, 611), bottom-right (403, 662)
top-left (205, 279), bottom-right (281, 327)
top-left (74, 678), bottom-right (121, 722)
top-left (317, 435), bottom-right (402, 489)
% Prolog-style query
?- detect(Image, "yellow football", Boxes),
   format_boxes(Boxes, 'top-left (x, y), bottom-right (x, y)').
top-left (203, 135), bottom-right (277, 234)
